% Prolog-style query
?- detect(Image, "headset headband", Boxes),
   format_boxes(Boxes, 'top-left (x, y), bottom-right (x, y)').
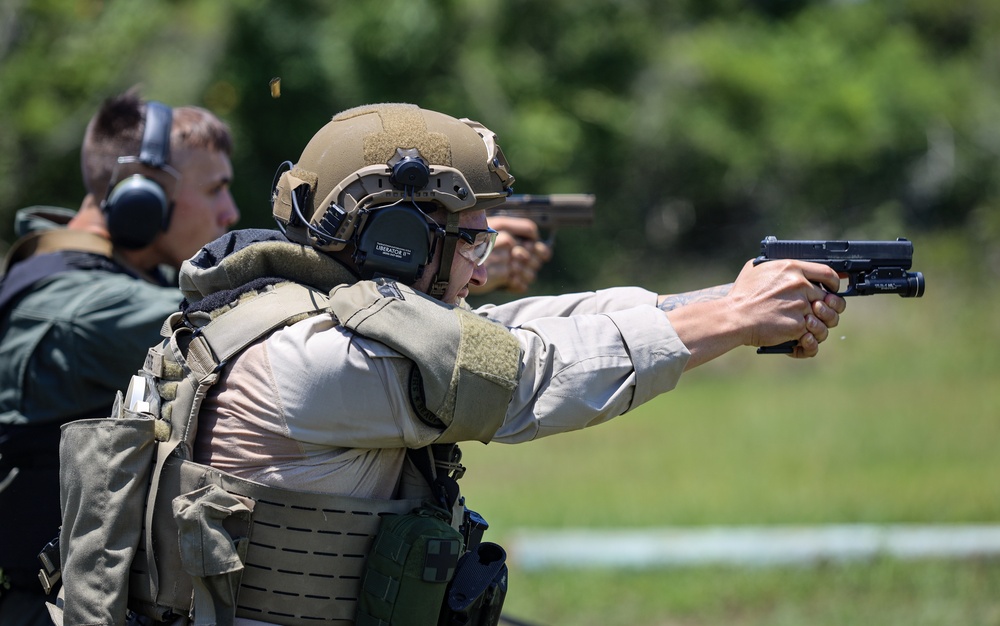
top-left (139, 101), bottom-right (172, 169)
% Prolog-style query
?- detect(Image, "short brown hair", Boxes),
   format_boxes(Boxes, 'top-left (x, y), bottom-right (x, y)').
top-left (80, 88), bottom-right (233, 198)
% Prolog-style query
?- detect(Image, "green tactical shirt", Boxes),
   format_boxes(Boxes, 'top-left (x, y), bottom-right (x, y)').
top-left (0, 207), bottom-right (183, 588)
top-left (0, 208), bottom-right (182, 425)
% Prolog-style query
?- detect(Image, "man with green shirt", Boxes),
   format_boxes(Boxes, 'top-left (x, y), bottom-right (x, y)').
top-left (0, 89), bottom-right (239, 625)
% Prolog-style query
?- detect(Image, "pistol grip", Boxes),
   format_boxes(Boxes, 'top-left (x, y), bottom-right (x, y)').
top-left (757, 340), bottom-right (798, 355)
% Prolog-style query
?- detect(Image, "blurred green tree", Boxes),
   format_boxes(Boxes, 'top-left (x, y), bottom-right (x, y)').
top-left (2, 0), bottom-right (998, 290)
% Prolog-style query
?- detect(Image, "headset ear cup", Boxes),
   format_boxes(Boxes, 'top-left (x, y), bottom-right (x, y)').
top-left (103, 100), bottom-right (174, 250)
top-left (354, 205), bottom-right (432, 283)
top-left (104, 175), bottom-right (171, 249)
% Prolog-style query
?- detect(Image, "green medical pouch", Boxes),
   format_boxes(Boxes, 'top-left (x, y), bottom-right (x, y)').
top-left (357, 505), bottom-right (464, 626)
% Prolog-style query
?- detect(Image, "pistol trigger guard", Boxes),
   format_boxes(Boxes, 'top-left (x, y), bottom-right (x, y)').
top-left (840, 273), bottom-right (858, 297)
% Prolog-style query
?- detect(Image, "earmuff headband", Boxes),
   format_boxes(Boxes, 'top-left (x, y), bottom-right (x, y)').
top-left (139, 101), bottom-right (172, 169)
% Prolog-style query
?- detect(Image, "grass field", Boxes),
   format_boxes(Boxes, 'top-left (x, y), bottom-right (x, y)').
top-left (460, 233), bottom-right (1000, 625)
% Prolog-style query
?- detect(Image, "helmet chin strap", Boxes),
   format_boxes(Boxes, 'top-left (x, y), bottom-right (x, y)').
top-left (429, 212), bottom-right (461, 299)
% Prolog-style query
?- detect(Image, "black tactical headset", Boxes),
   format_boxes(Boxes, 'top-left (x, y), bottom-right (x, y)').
top-left (276, 149), bottom-right (464, 285)
top-left (102, 101), bottom-right (175, 249)
top-left (351, 152), bottom-right (435, 283)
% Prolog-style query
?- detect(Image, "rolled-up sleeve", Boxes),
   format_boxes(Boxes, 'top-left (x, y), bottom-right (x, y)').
top-left (603, 305), bottom-right (689, 408)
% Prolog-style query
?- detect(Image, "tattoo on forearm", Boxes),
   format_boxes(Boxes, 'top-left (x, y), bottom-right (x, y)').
top-left (657, 284), bottom-right (733, 311)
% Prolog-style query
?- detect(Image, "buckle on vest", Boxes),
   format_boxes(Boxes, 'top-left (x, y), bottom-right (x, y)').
top-left (36, 534), bottom-right (61, 595)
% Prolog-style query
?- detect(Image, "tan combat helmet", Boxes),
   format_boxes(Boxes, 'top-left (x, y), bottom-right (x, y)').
top-left (272, 103), bottom-right (514, 294)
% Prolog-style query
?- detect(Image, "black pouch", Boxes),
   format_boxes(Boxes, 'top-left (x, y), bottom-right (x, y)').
top-left (357, 504), bottom-right (464, 626)
top-left (439, 542), bottom-right (508, 626)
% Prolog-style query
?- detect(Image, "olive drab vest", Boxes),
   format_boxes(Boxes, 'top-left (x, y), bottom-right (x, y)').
top-left (54, 278), bottom-right (520, 626)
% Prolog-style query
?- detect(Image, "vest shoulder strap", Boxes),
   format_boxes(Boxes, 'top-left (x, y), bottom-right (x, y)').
top-left (143, 281), bottom-right (332, 451)
top-left (190, 282), bottom-right (331, 374)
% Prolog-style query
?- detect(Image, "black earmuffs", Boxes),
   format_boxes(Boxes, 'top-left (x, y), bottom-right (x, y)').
top-left (102, 101), bottom-right (174, 249)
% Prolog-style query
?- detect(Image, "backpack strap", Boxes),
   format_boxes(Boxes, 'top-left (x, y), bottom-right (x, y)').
top-left (0, 253), bottom-right (71, 314)
top-left (0, 228), bottom-right (118, 314)
top-left (2, 226), bottom-right (111, 272)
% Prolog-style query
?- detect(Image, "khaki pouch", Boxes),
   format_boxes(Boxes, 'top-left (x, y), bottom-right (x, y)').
top-left (58, 410), bottom-right (156, 626)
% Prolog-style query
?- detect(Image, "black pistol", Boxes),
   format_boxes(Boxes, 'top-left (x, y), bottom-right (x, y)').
top-left (753, 236), bottom-right (925, 354)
